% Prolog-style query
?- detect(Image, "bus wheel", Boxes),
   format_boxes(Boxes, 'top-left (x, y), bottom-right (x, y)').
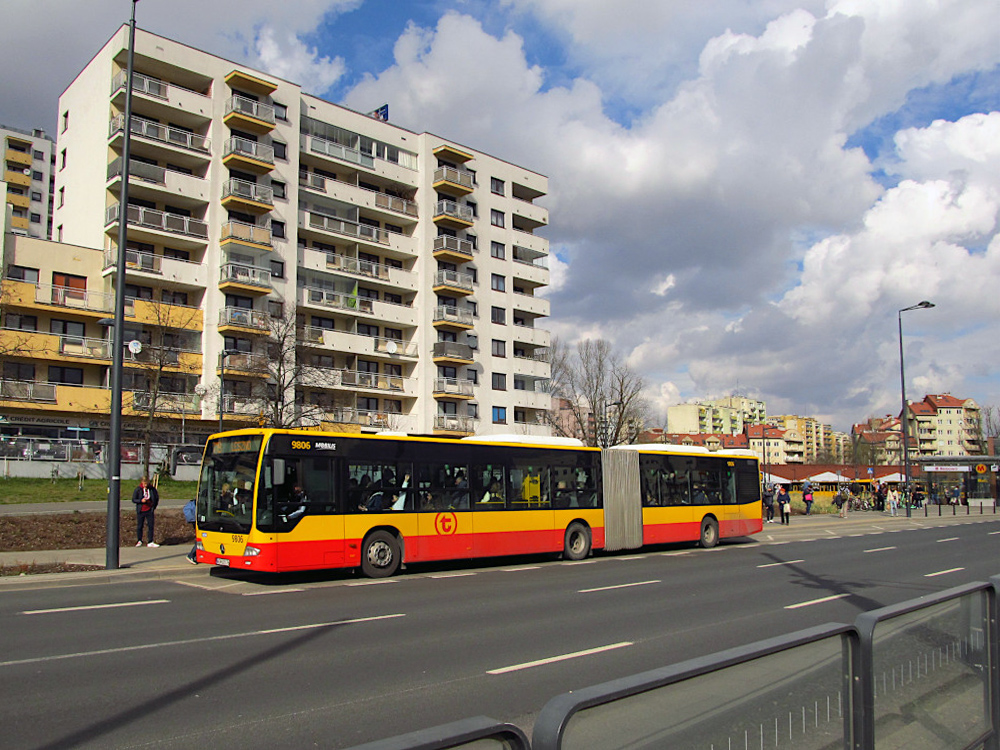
top-left (699, 517), bottom-right (719, 549)
top-left (563, 522), bottom-right (591, 561)
top-left (362, 531), bottom-right (400, 578)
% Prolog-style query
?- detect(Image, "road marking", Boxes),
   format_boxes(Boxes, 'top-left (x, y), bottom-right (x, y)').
top-left (173, 580), bottom-right (231, 591)
top-left (428, 572), bottom-right (477, 579)
top-left (937, 537), bottom-right (960, 543)
top-left (346, 580), bottom-right (398, 586)
top-left (757, 560), bottom-right (803, 568)
top-left (864, 546), bottom-right (896, 553)
top-left (0, 614), bottom-right (406, 668)
top-left (579, 580), bottom-right (659, 593)
top-left (563, 559), bottom-right (598, 565)
top-left (502, 566), bottom-right (540, 572)
top-left (614, 555), bottom-right (648, 561)
top-left (785, 593), bottom-right (851, 610)
top-left (487, 641), bottom-right (633, 675)
top-left (925, 568), bottom-right (964, 578)
top-left (990, 531), bottom-right (1000, 536)
top-left (659, 551), bottom-right (690, 557)
top-left (242, 588), bottom-right (305, 596)
top-left (22, 599), bottom-right (169, 616)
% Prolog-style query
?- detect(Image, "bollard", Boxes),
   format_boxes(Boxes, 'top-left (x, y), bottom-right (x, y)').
top-left (924, 504), bottom-right (928, 517)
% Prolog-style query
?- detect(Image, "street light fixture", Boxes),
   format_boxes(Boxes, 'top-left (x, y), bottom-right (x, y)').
top-left (899, 300), bottom-right (935, 518)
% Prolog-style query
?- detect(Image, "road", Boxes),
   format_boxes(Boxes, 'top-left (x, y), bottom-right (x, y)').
top-left (0, 512), bottom-right (997, 749)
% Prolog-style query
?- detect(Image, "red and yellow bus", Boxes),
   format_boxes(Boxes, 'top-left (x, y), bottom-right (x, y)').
top-left (193, 429), bottom-right (762, 576)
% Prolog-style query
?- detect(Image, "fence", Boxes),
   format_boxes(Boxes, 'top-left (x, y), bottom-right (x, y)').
top-left (347, 577), bottom-right (1000, 750)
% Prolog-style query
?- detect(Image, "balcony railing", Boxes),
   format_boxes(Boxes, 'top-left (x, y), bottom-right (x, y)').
top-left (132, 391), bottom-right (201, 414)
top-left (106, 203), bottom-right (208, 240)
top-left (220, 394), bottom-right (259, 415)
top-left (109, 114), bottom-right (210, 153)
top-left (434, 200), bottom-right (474, 223)
top-left (58, 335), bottom-right (111, 359)
top-left (305, 134), bottom-right (375, 169)
top-left (303, 287), bottom-right (374, 314)
top-left (306, 212), bottom-right (389, 245)
top-left (299, 171), bottom-right (327, 192)
top-left (434, 414), bottom-right (477, 433)
top-left (434, 378), bottom-right (475, 397)
top-left (373, 337), bottom-right (417, 357)
top-left (433, 306), bottom-right (474, 326)
top-left (434, 166), bottom-right (475, 190)
top-left (220, 263), bottom-right (271, 289)
top-left (341, 370), bottom-right (404, 392)
top-left (107, 156), bottom-right (166, 186)
top-left (220, 352), bottom-right (268, 371)
top-left (434, 269), bottom-right (474, 291)
top-left (0, 380), bottom-right (57, 402)
top-left (433, 235), bottom-right (476, 259)
top-left (223, 137), bottom-right (274, 165)
top-left (432, 341), bottom-right (475, 361)
top-left (222, 178), bottom-right (273, 205)
top-left (35, 284), bottom-right (125, 314)
top-left (374, 191), bottom-right (418, 217)
top-left (325, 253), bottom-right (391, 281)
top-left (103, 248), bottom-right (161, 274)
top-left (224, 95), bottom-right (275, 125)
top-left (111, 70), bottom-right (170, 99)
top-left (220, 220), bottom-right (272, 247)
top-left (219, 307), bottom-right (270, 331)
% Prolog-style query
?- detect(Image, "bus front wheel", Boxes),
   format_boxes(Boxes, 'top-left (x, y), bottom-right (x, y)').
top-left (563, 522), bottom-right (591, 561)
top-left (699, 517), bottom-right (719, 549)
top-left (361, 530), bottom-right (400, 578)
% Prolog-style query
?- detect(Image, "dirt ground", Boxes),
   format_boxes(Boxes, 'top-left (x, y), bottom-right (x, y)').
top-left (0, 509), bottom-right (194, 552)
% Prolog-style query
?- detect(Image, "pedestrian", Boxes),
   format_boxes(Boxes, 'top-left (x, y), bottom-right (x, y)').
top-left (776, 485), bottom-right (791, 525)
top-left (762, 484), bottom-right (775, 523)
top-left (887, 486), bottom-right (899, 516)
top-left (183, 498), bottom-right (197, 563)
top-left (803, 487), bottom-right (814, 515)
top-left (132, 475), bottom-right (160, 547)
top-left (836, 486), bottom-right (849, 518)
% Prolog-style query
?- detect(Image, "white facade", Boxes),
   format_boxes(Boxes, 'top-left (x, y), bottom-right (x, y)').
top-left (51, 26), bottom-right (552, 438)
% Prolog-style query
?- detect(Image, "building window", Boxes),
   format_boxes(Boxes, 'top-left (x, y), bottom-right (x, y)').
top-left (468, 403), bottom-right (479, 419)
top-left (491, 241), bottom-right (505, 260)
top-left (491, 209), bottom-right (505, 228)
top-left (271, 220), bottom-right (285, 239)
top-left (273, 141), bottom-right (287, 160)
top-left (358, 323), bottom-right (379, 337)
top-left (31, 191), bottom-right (42, 202)
top-left (271, 180), bottom-right (286, 200)
top-left (32, 171), bottom-right (43, 182)
top-left (492, 406), bottom-right (507, 424)
top-left (467, 369), bottom-right (478, 385)
top-left (4, 362), bottom-right (34, 381)
top-left (58, 187), bottom-right (65, 207)
top-left (162, 289), bottom-right (188, 305)
top-left (466, 201), bottom-right (478, 218)
top-left (491, 177), bottom-right (505, 195)
top-left (48, 366), bottom-right (84, 385)
top-left (273, 102), bottom-right (288, 121)
top-left (492, 373), bottom-right (507, 390)
top-left (33, 150), bottom-right (44, 161)
top-left (384, 327), bottom-right (402, 341)
top-left (491, 274), bottom-right (505, 292)
top-left (30, 213), bottom-right (41, 224)
top-left (59, 150), bottom-right (66, 170)
top-left (491, 339), bottom-right (506, 357)
top-left (269, 259), bottom-right (284, 278)
top-left (9, 266), bottom-right (40, 284)
top-left (6, 314), bottom-right (37, 331)
top-left (491, 306), bottom-right (506, 325)
top-left (267, 299), bottom-right (284, 318)
top-left (57, 225), bottom-right (63, 241)
top-left (61, 111), bottom-right (69, 132)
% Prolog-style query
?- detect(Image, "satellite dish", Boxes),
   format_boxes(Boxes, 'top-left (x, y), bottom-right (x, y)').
top-left (128, 340), bottom-right (143, 354)
top-left (385, 340), bottom-right (397, 354)
top-left (194, 384), bottom-right (207, 396)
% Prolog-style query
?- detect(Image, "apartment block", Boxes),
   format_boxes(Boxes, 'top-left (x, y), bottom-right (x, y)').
top-left (906, 394), bottom-right (983, 458)
top-left (2, 124), bottom-right (56, 239)
top-left (27, 25), bottom-right (551, 442)
top-left (666, 400), bottom-right (759, 436)
top-left (767, 414), bottom-right (846, 463)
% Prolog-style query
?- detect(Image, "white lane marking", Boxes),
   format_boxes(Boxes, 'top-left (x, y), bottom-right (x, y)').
top-left (990, 531), bottom-right (1000, 536)
top-left (428, 572), bottom-right (477, 579)
top-left (173, 580), bottom-right (228, 591)
top-left (487, 641), bottom-right (633, 675)
top-left (242, 588), bottom-right (305, 596)
top-left (22, 599), bottom-right (169, 616)
top-left (937, 537), bottom-right (960, 543)
top-left (785, 593), bottom-right (851, 610)
top-left (346, 579), bottom-right (398, 586)
top-left (579, 580), bottom-right (660, 594)
top-left (757, 560), bottom-right (803, 568)
top-left (0, 614), bottom-right (406, 668)
top-left (563, 559), bottom-right (598, 565)
top-left (502, 566), bottom-right (540, 572)
top-left (614, 555), bottom-right (648, 561)
top-left (824, 530), bottom-right (838, 536)
top-left (659, 551), bottom-right (690, 557)
top-left (925, 568), bottom-right (965, 578)
top-left (864, 546), bottom-right (896, 553)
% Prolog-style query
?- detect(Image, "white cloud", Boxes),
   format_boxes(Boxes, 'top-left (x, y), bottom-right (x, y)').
top-left (254, 26), bottom-right (346, 93)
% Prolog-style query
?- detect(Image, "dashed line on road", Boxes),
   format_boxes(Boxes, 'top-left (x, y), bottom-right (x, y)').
top-left (501, 566), bottom-right (540, 572)
top-left (22, 599), bottom-right (169, 616)
top-left (785, 593), bottom-right (851, 610)
top-left (428, 572), bottom-right (477, 579)
top-left (924, 568), bottom-right (964, 578)
top-left (937, 537), bottom-right (960, 543)
top-left (487, 641), bottom-right (633, 675)
top-left (346, 579), bottom-right (399, 586)
top-left (242, 588), bottom-right (305, 596)
top-left (580, 580), bottom-right (660, 594)
top-left (864, 546), bottom-right (896, 554)
top-left (757, 560), bottom-right (803, 568)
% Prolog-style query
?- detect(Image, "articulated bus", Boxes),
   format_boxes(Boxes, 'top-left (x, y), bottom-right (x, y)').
top-left (193, 429), bottom-right (763, 577)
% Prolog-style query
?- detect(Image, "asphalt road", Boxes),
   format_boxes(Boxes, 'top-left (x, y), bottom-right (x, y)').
top-left (1, 512), bottom-right (998, 749)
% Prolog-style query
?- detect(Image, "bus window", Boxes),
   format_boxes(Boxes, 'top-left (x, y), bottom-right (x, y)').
top-left (349, 462), bottom-right (411, 512)
top-left (258, 456), bottom-right (334, 531)
top-left (473, 464), bottom-right (506, 510)
top-left (691, 469), bottom-right (723, 505)
top-left (196, 435), bottom-right (262, 534)
top-left (639, 457), bottom-right (660, 506)
top-left (509, 460), bottom-right (549, 509)
top-left (575, 464), bottom-right (599, 508)
top-left (414, 463), bottom-right (469, 511)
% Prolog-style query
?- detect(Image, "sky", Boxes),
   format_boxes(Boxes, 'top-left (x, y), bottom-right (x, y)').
top-left (2, 0), bottom-right (999, 432)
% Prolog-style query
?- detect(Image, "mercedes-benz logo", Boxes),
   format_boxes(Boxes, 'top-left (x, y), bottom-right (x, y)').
top-left (219, 543), bottom-right (225, 555)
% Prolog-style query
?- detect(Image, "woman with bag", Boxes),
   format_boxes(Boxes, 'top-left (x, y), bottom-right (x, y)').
top-left (776, 485), bottom-right (791, 525)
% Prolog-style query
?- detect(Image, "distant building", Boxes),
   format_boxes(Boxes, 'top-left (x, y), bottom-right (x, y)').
top-left (636, 430), bottom-right (749, 451)
top-left (1, 124), bottom-right (56, 239)
top-left (906, 394), bottom-right (983, 457)
top-left (768, 414), bottom-right (847, 463)
top-left (666, 396), bottom-right (766, 436)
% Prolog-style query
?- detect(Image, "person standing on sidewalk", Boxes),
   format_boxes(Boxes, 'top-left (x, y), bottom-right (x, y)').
top-left (183, 498), bottom-right (197, 563)
top-left (132, 476), bottom-right (160, 548)
top-left (777, 485), bottom-right (791, 524)
top-left (762, 485), bottom-right (775, 523)
top-left (887, 486), bottom-right (900, 516)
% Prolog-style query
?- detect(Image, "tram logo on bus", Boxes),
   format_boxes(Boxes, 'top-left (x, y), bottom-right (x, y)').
top-left (435, 512), bottom-right (457, 535)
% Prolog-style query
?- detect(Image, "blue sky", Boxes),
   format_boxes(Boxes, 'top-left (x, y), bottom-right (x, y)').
top-left (1, 0), bottom-right (998, 431)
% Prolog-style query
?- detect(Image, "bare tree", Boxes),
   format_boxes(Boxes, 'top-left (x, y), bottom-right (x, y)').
top-left (545, 337), bottom-right (647, 447)
top-left (980, 404), bottom-right (1000, 453)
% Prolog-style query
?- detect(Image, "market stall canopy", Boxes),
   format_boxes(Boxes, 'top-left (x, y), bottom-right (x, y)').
top-left (761, 473), bottom-right (791, 485)
top-left (807, 471), bottom-right (852, 483)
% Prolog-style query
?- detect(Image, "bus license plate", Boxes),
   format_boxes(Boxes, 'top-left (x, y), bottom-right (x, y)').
top-left (216, 557), bottom-right (230, 567)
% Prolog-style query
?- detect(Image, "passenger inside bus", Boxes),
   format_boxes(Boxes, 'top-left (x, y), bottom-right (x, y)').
top-left (280, 484), bottom-right (308, 523)
top-left (450, 472), bottom-right (469, 509)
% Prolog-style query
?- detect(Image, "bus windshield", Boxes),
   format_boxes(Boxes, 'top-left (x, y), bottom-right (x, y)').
top-left (196, 435), bottom-right (263, 535)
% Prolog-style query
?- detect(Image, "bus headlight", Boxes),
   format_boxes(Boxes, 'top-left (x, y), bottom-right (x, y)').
top-left (243, 546), bottom-right (261, 557)
top-left (195, 540), bottom-right (204, 551)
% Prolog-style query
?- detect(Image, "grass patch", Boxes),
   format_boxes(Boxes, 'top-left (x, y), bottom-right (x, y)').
top-left (0, 476), bottom-right (197, 504)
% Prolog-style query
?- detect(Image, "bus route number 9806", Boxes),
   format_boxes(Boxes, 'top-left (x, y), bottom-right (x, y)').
top-left (291, 440), bottom-right (312, 450)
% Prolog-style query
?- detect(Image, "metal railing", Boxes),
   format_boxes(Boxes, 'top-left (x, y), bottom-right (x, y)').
top-left (109, 114), bottom-right (210, 153)
top-left (219, 307), bottom-right (270, 331)
top-left (434, 269), bottom-right (474, 291)
top-left (222, 178), bottom-right (273, 205)
top-left (106, 203), bottom-right (209, 240)
top-left (433, 165), bottom-right (476, 190)
top-left (434, 200), bottom-right (474, 223)
top-left (433, 306), bottom-right (474, 326)
top-left (433, 414), bottom-right (478, 433)
top-left (107, 156), bottom-right (166, 185)
top-left (325, 252), bottom-right (392, 281)
top-left (432, 341), bottom-right (475, 361)
top-left (224, 95), bottom-right (275, 126)
top-left (348, 577), bottom-right (1000, 750)
top-left (341, 370), bottom-right (405, 392)
top-left (433, 378), bottom-right (475, 397)
top-left (223, 136), bottom-right (274, 165)
top-left (220, 263), bottom-right (271, 289)
top-left (303, 287), bottom-right (375, 314)
top-left (305, 133), bottom-right (375, 169)
top-left (433, 235), bottom-right (476, 258)
top-left (0, 380), bottom-right (57, 403)
top-left (220, 220), bottom-right (272, 247)
top-left (306, 211), bottom-right (390, 245)
top-left (132, 391), bottom-right (200, 414)
top-left (220, 352), bottom-right (267, 371)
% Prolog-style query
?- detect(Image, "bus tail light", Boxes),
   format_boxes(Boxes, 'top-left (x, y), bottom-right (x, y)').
top-left (243, 545), bottom-right (262, 557)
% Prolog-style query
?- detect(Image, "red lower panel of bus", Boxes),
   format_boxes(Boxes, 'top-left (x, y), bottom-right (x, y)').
top-left (642, 517), bottom-right (762, 545)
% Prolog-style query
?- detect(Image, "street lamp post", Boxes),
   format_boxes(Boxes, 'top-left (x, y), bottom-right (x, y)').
top-left (218, 349), bottom-right (236, 433)
top-left (899, 300), bottom-right (935, 518)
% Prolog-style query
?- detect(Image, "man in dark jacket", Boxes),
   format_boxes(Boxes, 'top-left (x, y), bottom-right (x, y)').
top-left (132, 476), bottom-right (160, 547)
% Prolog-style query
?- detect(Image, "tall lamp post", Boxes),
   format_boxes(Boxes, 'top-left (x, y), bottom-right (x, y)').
top-left (899, 300), bottom-right (935, 518)
top-left (218, 350), bottom-right (237, 433)
top-left (106, 0), bottom-right (140, 570)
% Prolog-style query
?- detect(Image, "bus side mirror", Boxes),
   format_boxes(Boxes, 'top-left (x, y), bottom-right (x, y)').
top-left (272, 458), bottom-right (285, 485)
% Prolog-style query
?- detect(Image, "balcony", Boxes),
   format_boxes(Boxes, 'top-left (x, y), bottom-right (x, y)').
top-left (132, 391), bottom-right (201, 414)
top-left (433, 165), bottom-right (475, 196)
top-left (3, 168), bottom-right (30, 188)
top-left (219, 351), bottom-right (268, 374)
top-left (433, 305), bottom-right (475, 330)
top-left (107, 157), bottom-right (208, 206)
top-left (102, 249), bottom-right (207, 289)
top-left (219, 263), bottom-right (271, 294)
top-left (303, 133), bottom-right (375, 170)
top-left (220, 394), bottom-right (260, 417)
top-left (433, 269), bottom-right (475, 296)
top-left (433, 200), bottom-right (474, 230)
top-left (222, 137), bottom-right (274, 174)
top-left (432, 341), bottom-right (475, 365)
top-left (300, 286), bottom-right (374, 315)
top-left (341, 370), bottom-right (405, 393)
top-left (105, 203), bottom-right (208, 249)
top-left (221, 178), bottom-right (273, 214)
top-left (109, 114), bottom-right (211, 158)
top-left (432, 235), bottom-right (476, 263)
top-left (218, 307), bottom-right (270, 333)
top-left (433, 414), bottom-right (477, 435)
top-left (224, 69), bottom-right (278, 96)
top-left (223, 95), bottom-right (276, 134)
top-left (432, 144), bottom-right (475, 164)
top-left (111, 71), bottom-right (212, 127)
top-left (433, 378), bottom-right (475, 399)
top-left (0, 380), bottom-right (57, 403)
top-left (324, 252), bottom-right (390, 282)
top-left (304, 211), bottom-right (390, 246)
top-left (5, 148), bottom-right (32, 168)
top-left (319, 407), bottom-right (394, 430)
top-left (220, 220), bottom-right (272, 252)
top-left (31, 284), bottom-right (121, 316)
